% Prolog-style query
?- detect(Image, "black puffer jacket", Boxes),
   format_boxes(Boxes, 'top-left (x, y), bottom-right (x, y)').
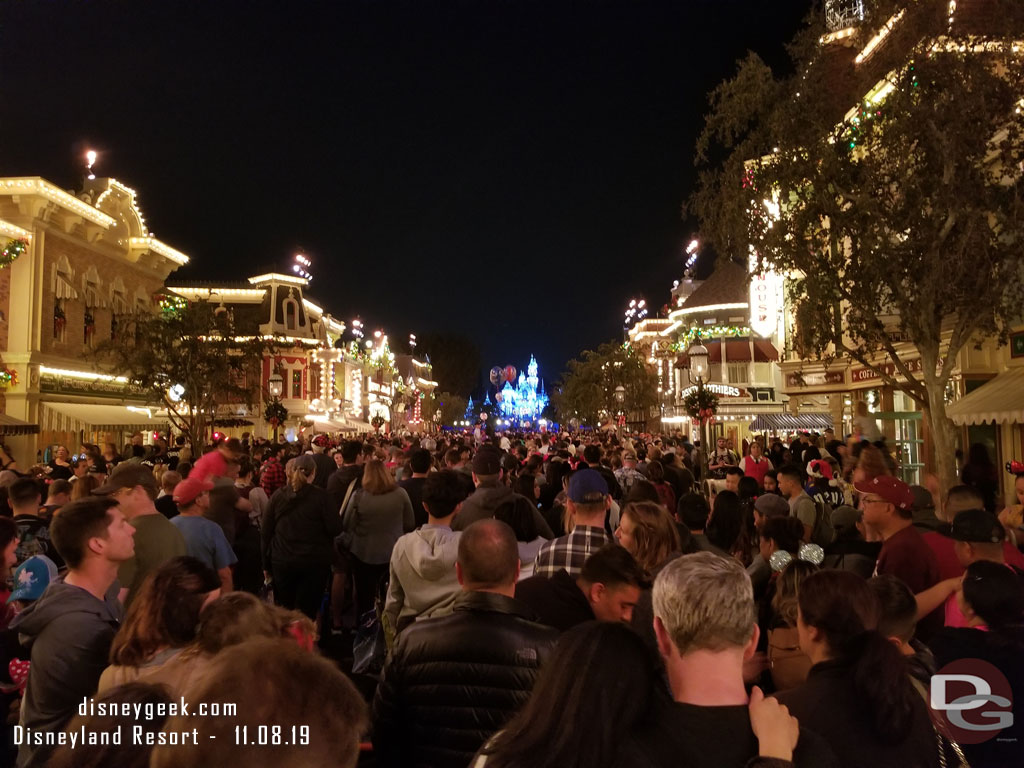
top-left (261, 482), bottom-right (341, 569)
top-left (372, 590), bottom-right (558, 768)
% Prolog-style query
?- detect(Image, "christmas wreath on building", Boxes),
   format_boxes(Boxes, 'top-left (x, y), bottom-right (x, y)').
top-left (682, 387), bottom-right (719, 423)
top-left (264, 400), bottom-right (289, 427)
top-left (371, 414), bottom-right (386, 432)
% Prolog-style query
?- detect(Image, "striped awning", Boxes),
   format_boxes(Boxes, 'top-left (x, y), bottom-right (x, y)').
top-left (750, 413), bottom-right (833, 432)
top-left (947, 367), bottom-right (1024, 426)
top-left (0, 414), bottom-right (39, 435)
top-left (42, 402), bottom-right (168, 433)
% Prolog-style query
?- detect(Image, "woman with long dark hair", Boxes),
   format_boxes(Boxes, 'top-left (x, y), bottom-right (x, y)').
top-left (960, 442), bottom-right (999, 513)
top-left (707, 490), bottom-right (747, 563)
top-left (473, 622), bottom-right (665, 768)
top-left (777, 569), bottom-right (938, 767)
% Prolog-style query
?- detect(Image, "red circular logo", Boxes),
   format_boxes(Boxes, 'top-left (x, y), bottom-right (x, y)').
top-left (932, 659), bottom-right (1015, 745)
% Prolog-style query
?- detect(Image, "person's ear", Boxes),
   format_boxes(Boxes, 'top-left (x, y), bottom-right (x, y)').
top-left (743, 624), bottom-right (760, 660)
top-left (588, 582), bottom-right (605, 605)
top-left (653, 615), bottom-right (675, 660)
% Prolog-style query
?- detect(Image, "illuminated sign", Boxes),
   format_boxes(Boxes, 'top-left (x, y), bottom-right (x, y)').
top-left (749, 252), bottom-right (782, 338)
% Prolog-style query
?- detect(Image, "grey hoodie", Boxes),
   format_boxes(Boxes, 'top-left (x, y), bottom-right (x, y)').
top-left (384, 525), bottom-right (461, 633)
top-left (11, 579), bottom-right (122, 768)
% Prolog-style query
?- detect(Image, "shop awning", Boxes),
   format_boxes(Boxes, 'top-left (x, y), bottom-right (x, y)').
top-left (0, 414), bottom-right (40, 436)
top-left (947, 367), bottom-right (1024, 426)
top-left (750, 413), bottom-right (833, 432)
top-left (42, 402), bottom-right (168, 432)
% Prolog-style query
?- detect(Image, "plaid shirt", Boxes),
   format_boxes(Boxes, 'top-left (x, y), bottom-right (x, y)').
top-left (534, 525), bottom-right (611, 578)
top-left (259, 457), bottom-right (287, 496)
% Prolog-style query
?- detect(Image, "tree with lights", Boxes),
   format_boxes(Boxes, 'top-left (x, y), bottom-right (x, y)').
top-left (554, 341), bottom-right (658, 429)
top-left (98, 299), bottom-right (277, 447)
top-left (692, 0), bottom-right (1024, 491)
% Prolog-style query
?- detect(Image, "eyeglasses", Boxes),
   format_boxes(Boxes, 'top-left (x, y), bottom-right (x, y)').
top-left (860, 496), bottom-right (889, 506)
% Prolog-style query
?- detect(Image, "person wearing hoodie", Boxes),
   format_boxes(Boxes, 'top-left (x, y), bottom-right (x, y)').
top-left (384, 470), bottom-right (471, 637)
top-left (452, 447), bottom-right (554, 538)
top-left (12, 496), bottom-right (135, 768)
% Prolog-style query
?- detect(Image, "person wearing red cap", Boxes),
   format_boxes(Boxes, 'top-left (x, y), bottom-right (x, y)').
top-left (855, 475), bottom-right (941, 636)
top-left (171, 477), bottom-right (236, 593)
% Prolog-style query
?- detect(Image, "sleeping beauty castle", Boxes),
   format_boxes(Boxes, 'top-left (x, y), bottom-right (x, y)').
top-left (496, 355), bottom-right (548, 426)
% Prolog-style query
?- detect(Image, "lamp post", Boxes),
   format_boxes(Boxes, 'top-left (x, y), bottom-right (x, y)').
top-left (268, 371), bottom-right (284, 442)
top-left (687, 339), bottom-right (710, 476)
top-left (614, 384), bottom-right (626, 433)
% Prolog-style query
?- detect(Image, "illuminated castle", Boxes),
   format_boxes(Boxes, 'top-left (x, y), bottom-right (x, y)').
top-left (498, 355), bottom-right (549, 425)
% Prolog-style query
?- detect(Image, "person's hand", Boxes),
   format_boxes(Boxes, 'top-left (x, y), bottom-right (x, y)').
top-left (743, 651), bottom-right (769, 683)
top-left (749, 686), bottom-right (798, 761)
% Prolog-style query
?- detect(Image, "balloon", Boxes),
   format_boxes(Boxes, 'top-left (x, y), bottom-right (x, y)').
top-left (505, 365), bottom-right (517, 382)
top-left (489, 367), bottom-right (502, 386)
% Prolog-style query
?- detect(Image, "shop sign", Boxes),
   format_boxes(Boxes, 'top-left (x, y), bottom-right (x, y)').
top-left (785, 370), bottom-right (845, 388)
top-left (679, 384), bottom-right (744, 398)
top-left (40, 372), bottom-right (146, 399)
top-left (749, 255), bottom-right (782, 338)
top-left (850, 357), bottom-right (925, 383)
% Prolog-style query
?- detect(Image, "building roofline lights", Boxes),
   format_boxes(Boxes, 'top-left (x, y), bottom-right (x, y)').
top-left (668, 302), bottom-right (750, 319)
top-left (129, 236), bottom-right (189, 265)
top-left (39, 365), bottom-right (128, 383)
top-left (820, 27), bottom-right (857, 45)
top-left (248, 273), bottom-right (309, 287)
top-left (659, 321), bottom-right (682, 337)
top-left (0, 219), bottom-right (32, 240)
top-left (166, 287), bottom-right (267, 300)
top-left (855, 9), bottom-right (904, 65)
top-left (0, 178), bottom-right (117, 228)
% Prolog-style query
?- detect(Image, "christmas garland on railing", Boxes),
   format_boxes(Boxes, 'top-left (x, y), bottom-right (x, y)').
top-left (682, 388), bottom-right (719, 424)
top-left (0, 239), bottom-right (28, 269)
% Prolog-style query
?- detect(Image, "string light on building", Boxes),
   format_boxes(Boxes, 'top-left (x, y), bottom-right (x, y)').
top-left (292, 253), bottom-right (312, 281)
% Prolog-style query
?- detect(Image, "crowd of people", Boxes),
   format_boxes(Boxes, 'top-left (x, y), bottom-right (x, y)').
top-left (0, 425), bottom-right (1020, 767)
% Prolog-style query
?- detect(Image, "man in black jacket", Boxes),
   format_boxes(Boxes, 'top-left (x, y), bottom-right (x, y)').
top-left (372, 519), bottom-right (557, 768)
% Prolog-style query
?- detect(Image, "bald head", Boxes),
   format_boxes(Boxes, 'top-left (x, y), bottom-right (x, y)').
top-left (457, 519), bottom-right (520, 591)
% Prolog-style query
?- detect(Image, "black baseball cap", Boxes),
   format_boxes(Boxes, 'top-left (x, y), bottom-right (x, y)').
top-left (942, 509), bottom-right (1005, 544)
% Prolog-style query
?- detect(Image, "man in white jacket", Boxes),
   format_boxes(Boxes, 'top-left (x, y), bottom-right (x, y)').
top-left (384, 470), bottom-right (472, 637)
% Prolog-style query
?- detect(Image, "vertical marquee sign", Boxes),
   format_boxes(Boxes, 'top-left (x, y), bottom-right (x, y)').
top-left (749, 253), bottom-right (782, 339)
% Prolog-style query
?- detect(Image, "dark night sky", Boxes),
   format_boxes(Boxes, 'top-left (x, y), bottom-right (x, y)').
top-left (1, 0), bottom-right (809, 388)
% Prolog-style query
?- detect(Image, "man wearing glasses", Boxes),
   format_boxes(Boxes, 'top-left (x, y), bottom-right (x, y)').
top-left (855, 475), bottom-right (941, 636)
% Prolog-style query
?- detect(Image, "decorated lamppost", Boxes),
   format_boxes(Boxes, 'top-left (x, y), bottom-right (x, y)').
top-left (266, 371), bottom-right (285, 442)
top-left (685, 339), bottom-right (716, 476)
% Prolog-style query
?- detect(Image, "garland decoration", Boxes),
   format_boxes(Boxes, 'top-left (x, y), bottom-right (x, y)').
top-left (682, 387), bottom-right (719, 424)
top-left (0, 368), bottom-right (17, 389)
top-left (0, 239), bottom-right (28, 269)
top-left (264, 400), bottom-right (288, 427)
top-left (371, 414), bottom-right (386, 432)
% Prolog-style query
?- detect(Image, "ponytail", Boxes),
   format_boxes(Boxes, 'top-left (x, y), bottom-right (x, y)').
top-left (289, 455), bottom-right (316, 492)
top-left (850, 630), bottom-right (917, 744)
top-left (799, 570), bottom-right (917, 744)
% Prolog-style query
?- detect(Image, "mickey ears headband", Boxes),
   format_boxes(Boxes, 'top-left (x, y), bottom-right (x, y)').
top-left (1007, 460), bottom-right (1024, 476)
top-left (770, 543), bottom-right (825, 573)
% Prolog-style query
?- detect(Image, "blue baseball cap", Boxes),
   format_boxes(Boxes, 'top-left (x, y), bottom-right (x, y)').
top-left (8, 556), bottom-right (58, 603)
top-left (568, 469), bottom-right (610, 503)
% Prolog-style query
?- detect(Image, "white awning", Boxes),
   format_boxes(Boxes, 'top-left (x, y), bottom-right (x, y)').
top-left (947, 367), bottom-right (1024, 426)
top-left (42, 402), bottom-right (168, 432)
top-left (750, 413), bottom-right (833, 432)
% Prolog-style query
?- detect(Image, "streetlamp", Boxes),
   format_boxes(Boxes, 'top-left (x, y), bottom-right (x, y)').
top-left (268, 371), bottom-right (284, 442)
top-left (687, 339), bottom-right (710, 474)
top-left (614, 384), bottom-right (626, 432)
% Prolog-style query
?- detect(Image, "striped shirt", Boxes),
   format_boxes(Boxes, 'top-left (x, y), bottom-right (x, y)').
top-left (534, 525), bottom-right (612, 577)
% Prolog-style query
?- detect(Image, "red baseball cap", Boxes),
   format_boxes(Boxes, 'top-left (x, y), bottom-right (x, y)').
top-left (853, 475), bottom-right (914, 511)
top-left (173, 477), bottom-right (215, 506)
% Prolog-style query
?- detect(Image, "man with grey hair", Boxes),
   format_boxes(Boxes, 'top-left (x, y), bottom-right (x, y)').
top-left (613, 552), bottom-right (836, 768)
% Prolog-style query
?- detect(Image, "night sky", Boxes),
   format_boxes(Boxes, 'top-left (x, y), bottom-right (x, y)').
top-left (1, 0), bottom-right (808, 387)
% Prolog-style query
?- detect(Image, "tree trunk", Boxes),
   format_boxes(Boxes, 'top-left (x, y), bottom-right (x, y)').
top-left (923, 379), bottom-right (958, 496)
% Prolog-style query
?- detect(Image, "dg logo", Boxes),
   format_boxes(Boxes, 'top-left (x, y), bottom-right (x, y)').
top-left (931, 659), bottom-right (1015, 745)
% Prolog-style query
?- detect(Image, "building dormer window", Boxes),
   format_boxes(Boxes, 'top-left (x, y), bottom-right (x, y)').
top-left (283, 297), bottom-right (299, 331)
